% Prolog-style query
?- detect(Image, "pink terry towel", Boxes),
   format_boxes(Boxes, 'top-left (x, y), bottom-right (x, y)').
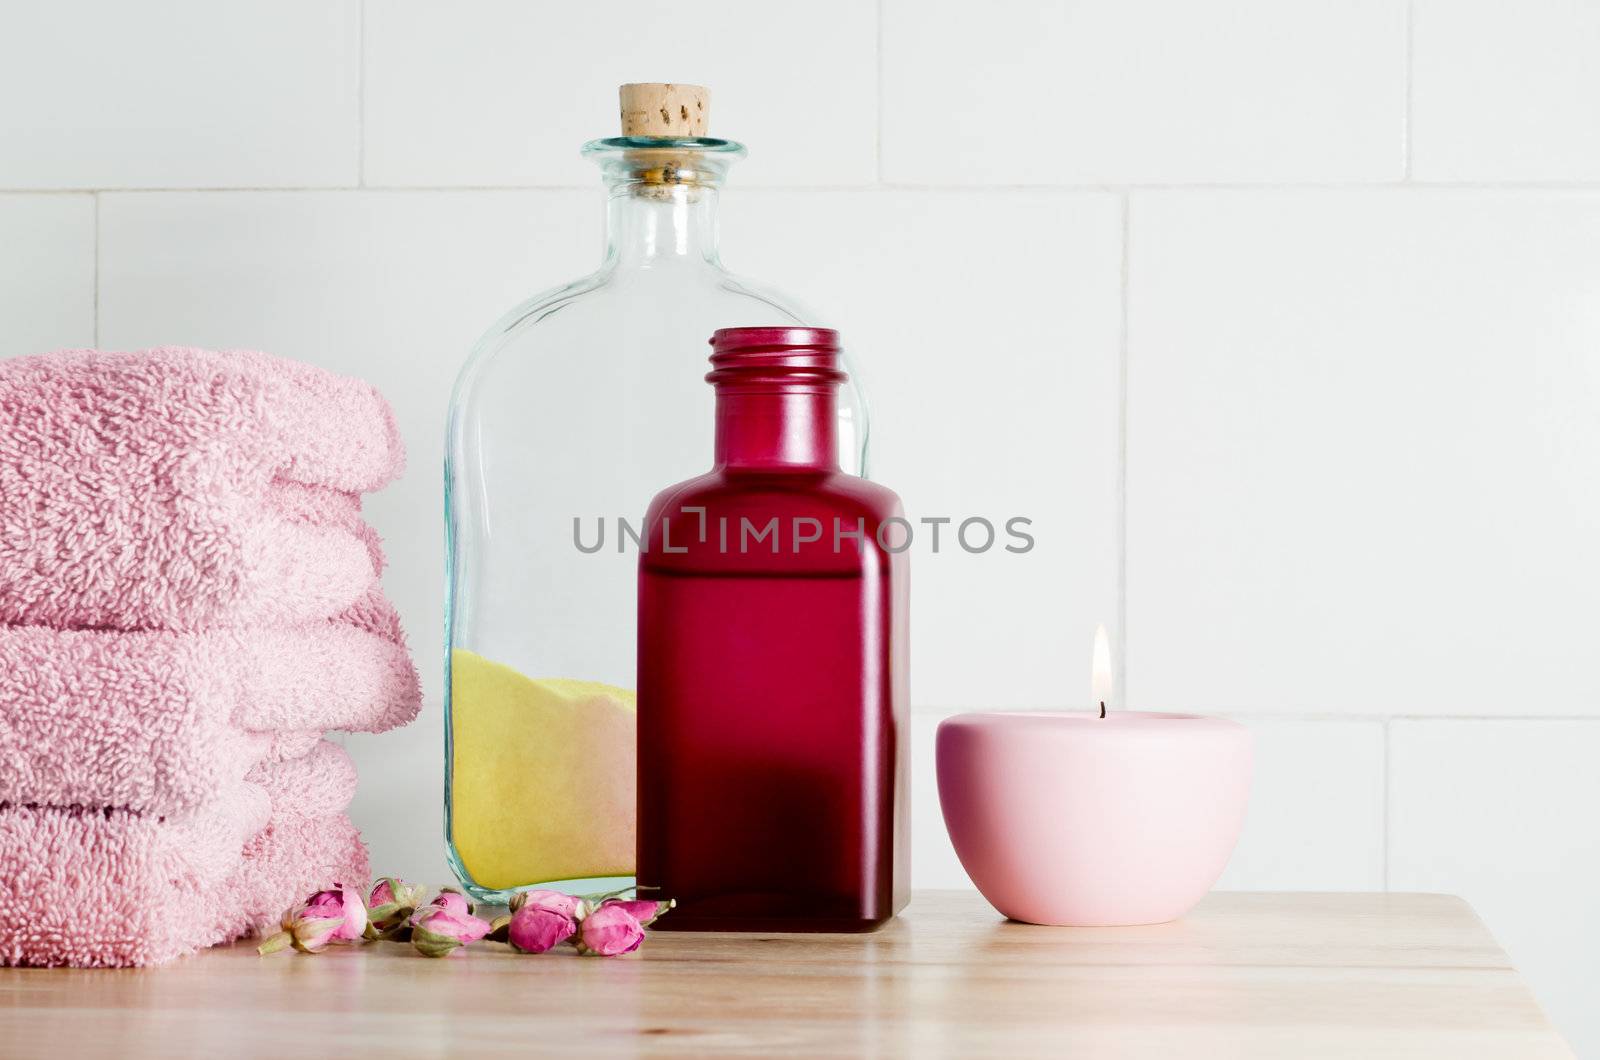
top-left (0, 781), bottom-right (273, 967)
top-left (229, 812), bottom-right (369, 940)
top-left (0, 347), bottom-right (405, 631)
top-left (229, 744), bottom-right (368, 936)
top-left (0, 590), bottom-right (420, 815)
top-left (246, 739), bottom-right (361, 813)
top-left (0, 743), bottom-right (366, 967)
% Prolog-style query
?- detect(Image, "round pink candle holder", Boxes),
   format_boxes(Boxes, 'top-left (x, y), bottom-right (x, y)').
top-left (936, 711), bottom-right (1252, 927)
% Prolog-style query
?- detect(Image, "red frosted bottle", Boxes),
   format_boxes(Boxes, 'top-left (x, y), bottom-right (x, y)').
top-left (637, 326), bottom-right (909, 931)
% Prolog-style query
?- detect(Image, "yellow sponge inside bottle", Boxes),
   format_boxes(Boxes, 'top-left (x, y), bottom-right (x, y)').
top-left (449, 649), bottom-right (635, 891)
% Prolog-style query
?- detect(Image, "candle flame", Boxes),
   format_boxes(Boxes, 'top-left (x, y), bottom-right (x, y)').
top-left (1091, 624), bottom-right (1114, 711)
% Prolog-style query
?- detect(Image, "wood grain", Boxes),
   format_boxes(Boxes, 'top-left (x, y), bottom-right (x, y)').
top-left (0, 891), bottom-right (1571, 1058)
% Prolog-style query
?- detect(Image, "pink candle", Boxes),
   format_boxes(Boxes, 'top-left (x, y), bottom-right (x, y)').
top-left (936, 627), bottom-right (1252, 926)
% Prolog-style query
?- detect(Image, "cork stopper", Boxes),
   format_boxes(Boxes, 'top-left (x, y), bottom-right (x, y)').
top-left (619, 83), bottom-right (709, 138)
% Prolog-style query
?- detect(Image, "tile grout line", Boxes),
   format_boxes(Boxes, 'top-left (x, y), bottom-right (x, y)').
top-left (1116, 192), bottom-right (1131, 709)
top-left (1403, 0), bottom-right (1416, 181)
top-left (12, 181), bottom-right (1600, 195)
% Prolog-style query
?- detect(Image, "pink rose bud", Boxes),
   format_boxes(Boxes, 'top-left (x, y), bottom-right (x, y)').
top-left (319, 883), bottom-right (371, 942)
top-left (290, 912), bottom-right (343, 954)
top-left (425, 888), bottom-right (475, 919)
top-left (600, 897), bottom-right (675, 928)
top-left (370, 877), bottom-right (427, 910)
top-left (256, 924), bottom-right (293, 956)
top-left (366, 877), bottom-right (427, 938)
top-left (260, 883), bottom-right (368, 955)
top-left (411, 905), bottom-right (492, 958)
top-left (575, 902), bottom-right (645, 957)
top-left (510, 888), bottom-right (587, 919)
top-left (507, 902), bottom-right (580, 955)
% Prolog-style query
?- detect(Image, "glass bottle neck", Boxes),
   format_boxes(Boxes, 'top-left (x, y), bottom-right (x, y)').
top-left (603, 182), bottom-right (722, 268)
top-left (714, 388), bottom-right (840, 470)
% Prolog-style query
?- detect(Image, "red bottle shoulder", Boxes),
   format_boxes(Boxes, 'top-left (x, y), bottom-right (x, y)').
top-left (640, 469), bottom-right (906, 574)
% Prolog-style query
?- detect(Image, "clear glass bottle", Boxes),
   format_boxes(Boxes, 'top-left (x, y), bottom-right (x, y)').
top-left (444, 97), bottom-right (870, 903)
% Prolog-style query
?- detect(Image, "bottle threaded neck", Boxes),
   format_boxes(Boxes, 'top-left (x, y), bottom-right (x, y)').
top-left (709, 328), bottom-right (845, 470)
top-left (707, 327), bottom-right (848, 390)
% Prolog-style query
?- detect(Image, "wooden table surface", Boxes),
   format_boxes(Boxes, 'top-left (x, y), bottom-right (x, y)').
top-left (0, 891), bottom-right (1570, 1058)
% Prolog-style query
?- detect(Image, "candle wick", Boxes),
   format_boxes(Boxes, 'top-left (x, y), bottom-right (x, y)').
top-left (1099, 700), bottom-right (1106, 719)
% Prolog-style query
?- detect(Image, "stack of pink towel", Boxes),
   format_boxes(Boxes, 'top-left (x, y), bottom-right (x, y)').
top-left (0, 348), bottom-right (421, 966)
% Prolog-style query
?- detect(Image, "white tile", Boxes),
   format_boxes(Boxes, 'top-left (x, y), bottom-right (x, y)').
top-left (881, 0), bottom-right (1406, 185)
top-left (1126, 191), bottom-right (1600, 715)
top-left (364, 0), bottom-right (877, 188)
top-left (1413, 0), bottom-right (1600, 181)
top-left (911, 712), bottom-right (976, 891)
top-left (1216, 719), bottom-right (1385, 892)
top-left (726, 189), bottom-right (1123, 710)
top-left (341, 729), bottom-right (446, 884)
top-left (98, 189), bottom-right (597, 878)
top-left (0, 2), bottom-right (359, 189)
top-left (0, 195), bottom-right (95, 357)
top-left (1390, 721), bottom-right (1600, 1057)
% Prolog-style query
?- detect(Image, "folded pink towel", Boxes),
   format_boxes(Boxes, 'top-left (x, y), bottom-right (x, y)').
top-left (0, 743), bottom-right (365, 967)
top-left (230, 742), bottom-right (367, 935)
top-left (228, 813), bottom-right (369, 938)
top-left (0, 782), bottom-right (272, 966)
top-left (0, 347), bottom-right (404, 631)
top-left (246, 739), bottom-right (360, 816)
top-left (0, 591), bottom-right (419, 815)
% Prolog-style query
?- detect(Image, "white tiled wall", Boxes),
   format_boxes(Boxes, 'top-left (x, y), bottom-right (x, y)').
top-left (1411, 0), bottom-right (1600, 180)
top-left (1127, 190), bottom-right (1600, 717)
top-left (881, 0), bottom-right (1408, 184)
top-left (0, 2), bottom-right (360, 188)
top-left (2, 0), bottom-right (1597, 1051)
top-left (363, 0), bottom-right (878, 187)
top-left (0, 196), bottom-right (95, 355)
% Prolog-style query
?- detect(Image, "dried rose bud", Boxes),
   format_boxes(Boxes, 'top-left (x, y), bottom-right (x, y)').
top-left (574, 902), bottom-right (645, 957)
top-left (257, 924), bottom-right (294, 956)
top-left (599, 897), bottom-right (675, 928)
top-left (365, 877), bottom-right (427, 939)
top-left (259, 883), bottom-right (368, 955)
top-left (507, 892), bottom-right (583, 954)
top-left (411, 905), bottom-right (492, 958)
top-left (314, 884), bottom-right (370, 941)
top-left (509, 888), bottom-right (586, 919)
top-left (370, 877), bottom-right (427, 914)
top-left (426, 888), bottom-right (476, 919)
